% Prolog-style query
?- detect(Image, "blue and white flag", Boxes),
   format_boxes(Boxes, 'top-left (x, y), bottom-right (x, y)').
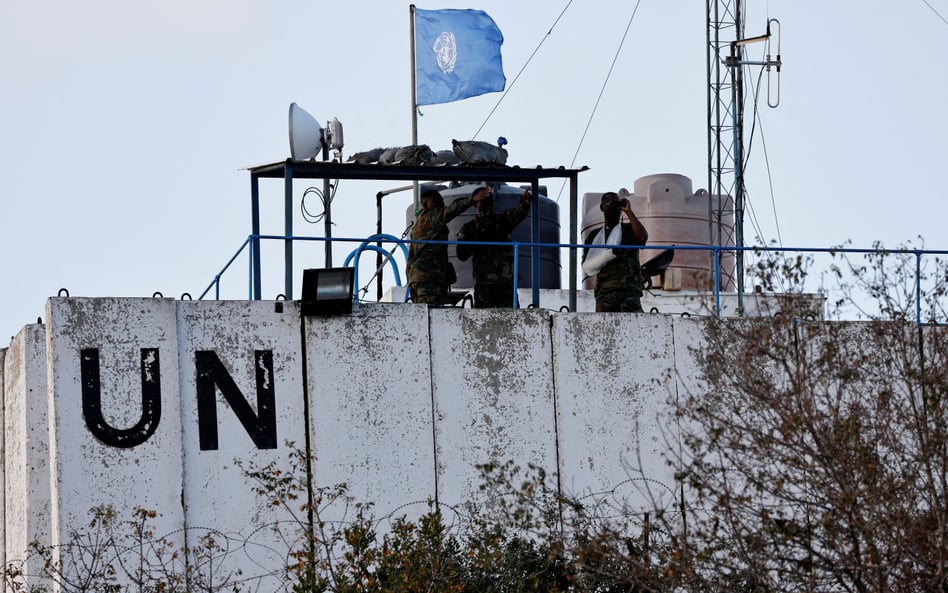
top-left (414, 8), bottom-right (506, 106)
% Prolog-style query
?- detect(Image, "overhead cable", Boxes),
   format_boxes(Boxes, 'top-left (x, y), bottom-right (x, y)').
top-left (472, 0), bottom-right (576, 140)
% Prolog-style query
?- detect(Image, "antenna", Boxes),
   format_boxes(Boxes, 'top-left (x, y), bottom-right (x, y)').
top-left (287, 103), bottom-right (345, 267)
top-left (722, 20), bottom-right (784, 313)
top-left (288, 103), bottom-right (345, 161)
top-left (764, 19), bottom-right (782, 108)
top-left (289, 102), bottom-right (323, 160)
top-left (326, 118), bottom-right (344, 153)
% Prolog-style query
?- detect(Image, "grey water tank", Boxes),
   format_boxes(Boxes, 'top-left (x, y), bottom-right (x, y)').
top-left (406, 182), bottom-right (561, 290)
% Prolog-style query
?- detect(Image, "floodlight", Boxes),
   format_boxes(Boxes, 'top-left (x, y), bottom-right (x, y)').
top-left (288, 102), bottom-right (324, 160)
top-left (300, 267), bottom-right (355, 316)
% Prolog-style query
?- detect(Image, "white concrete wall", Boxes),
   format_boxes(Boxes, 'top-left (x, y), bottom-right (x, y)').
top-left (0, 345), bottom-right (5, 570)
top-left (305, 303), bottom-right (438, 524)
top-left (431, 308), bottom-right (558, 510)
top-left (176, 299), bottom-right (306, 590)
top-left (46, 298), bottom-right (186, 582)
top-left (7, 296), bottom-right (708, 589)
top-left (3, 324), bottom-right (49, 582)
top-left (552, 313), bottom-right (679, 517)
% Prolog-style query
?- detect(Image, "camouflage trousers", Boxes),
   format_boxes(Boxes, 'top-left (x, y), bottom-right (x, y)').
top-left (409, 282), bottom-right (448, 306)
top-left (473, 282), bottom-right (516, 309)
top-left (595, 291), bottom-right (643, 313)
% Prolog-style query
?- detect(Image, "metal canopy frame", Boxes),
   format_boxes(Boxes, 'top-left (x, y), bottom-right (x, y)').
top-left (246, 159), bottom-right (588, 310)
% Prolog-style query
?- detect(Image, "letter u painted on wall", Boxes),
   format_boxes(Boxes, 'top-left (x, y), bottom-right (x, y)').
top-left (80, 348), bottom-right (277, 450)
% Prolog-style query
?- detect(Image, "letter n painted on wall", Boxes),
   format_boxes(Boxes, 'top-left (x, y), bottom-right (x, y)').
top-left (195, 350), bottom-right (277, 450)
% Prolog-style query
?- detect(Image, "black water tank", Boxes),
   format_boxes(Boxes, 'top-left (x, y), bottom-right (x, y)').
top-left (406, 182), bottom-right (561, 289)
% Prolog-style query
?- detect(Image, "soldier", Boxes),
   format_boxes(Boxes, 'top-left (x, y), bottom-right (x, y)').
top-left (581, 192), bottom-right (649, 312)
top-left (456, 186), bottom-right (531, 308)
top-left (406, 189), bottom-right (473, 305)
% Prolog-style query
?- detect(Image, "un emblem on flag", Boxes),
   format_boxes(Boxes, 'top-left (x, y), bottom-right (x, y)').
top-left (432, 32), bottom-right (458, 74)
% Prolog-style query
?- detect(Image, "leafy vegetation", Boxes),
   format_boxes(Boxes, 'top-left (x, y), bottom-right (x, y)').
top-left (667, 244), bottom-right (948, 592)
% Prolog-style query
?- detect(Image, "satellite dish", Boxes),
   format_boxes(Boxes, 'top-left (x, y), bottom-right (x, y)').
top-left (288, 102), bottom-right (324, 160)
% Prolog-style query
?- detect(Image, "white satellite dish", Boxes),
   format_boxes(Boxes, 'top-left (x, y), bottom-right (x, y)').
top-left (288, 102), bottom-right (324, 160)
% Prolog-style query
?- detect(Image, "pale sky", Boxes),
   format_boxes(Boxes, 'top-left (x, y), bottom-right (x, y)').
top-left (2, 0), bottom-right (947, 339)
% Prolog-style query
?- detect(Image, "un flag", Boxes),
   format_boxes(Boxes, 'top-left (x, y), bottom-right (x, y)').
top-left (414, 8), bottom-right (506, 106)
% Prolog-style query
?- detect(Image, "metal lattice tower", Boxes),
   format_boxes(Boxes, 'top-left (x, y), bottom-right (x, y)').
top-left (707, 0), bottom-right (781, 311)
top-left (706, 0), bottom-right (743, 290)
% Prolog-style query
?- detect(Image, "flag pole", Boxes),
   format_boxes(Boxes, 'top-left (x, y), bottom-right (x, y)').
top-left (409, 4), bottom-right (420, 212)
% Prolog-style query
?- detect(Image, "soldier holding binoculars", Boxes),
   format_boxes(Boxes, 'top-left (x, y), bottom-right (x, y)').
top-left (581, 191), bottom-right (649, 312)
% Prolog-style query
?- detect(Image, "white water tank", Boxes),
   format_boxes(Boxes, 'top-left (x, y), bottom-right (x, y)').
top-left (580, 173), bottom-right (735, 291)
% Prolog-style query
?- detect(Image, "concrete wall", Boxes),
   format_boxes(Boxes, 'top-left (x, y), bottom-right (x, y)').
top-left (176, 299), bottom-right (306, 589)
top-left (1, 297), bottom-right (707, 590)
top-left (553, 313), bottom-right (678, 511)
top-left (305, 303), bottom-right (438, 523)
top-left (432, 308), bottom-right (559, 509)
top-left (4, 324), bottom-right (50, 584)
top-left (0, 345), bottom-right (4, 570)
top-left (46, 298), bottom-right (186, 588)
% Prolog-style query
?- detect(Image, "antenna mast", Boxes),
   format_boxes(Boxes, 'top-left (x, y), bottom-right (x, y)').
top-left (706, 0), bottom-right (742, 303)
top-left (707, 0), bottom-right (780, 314)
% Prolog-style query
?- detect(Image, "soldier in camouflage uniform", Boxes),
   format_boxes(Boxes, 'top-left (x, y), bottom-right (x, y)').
top-left (407, 189), bottom-right (473, 305)
top-left (581, 192), bottom-right (649, 312)
top-left (456, 186), bottom-right (531, 308)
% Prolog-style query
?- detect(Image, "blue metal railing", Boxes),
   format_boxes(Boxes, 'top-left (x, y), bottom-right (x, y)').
top-left (343, 234), bottom-right (411, 302)
top-left (198, 237), bottom-right (252, 301)
top-left (199, 234), bottom-right (948, 327)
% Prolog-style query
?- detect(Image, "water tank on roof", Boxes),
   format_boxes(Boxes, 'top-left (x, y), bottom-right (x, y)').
top-left (406, 183), bottom-right (561, 290)
top-left (580, 173), bottom-right (735, 291)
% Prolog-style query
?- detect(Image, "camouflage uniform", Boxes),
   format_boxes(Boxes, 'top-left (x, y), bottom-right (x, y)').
top-left (582, 223), bottom-right (646, 312)
top-left (456, 200), bottom-right (530, 308)
top-left (407, 196), bottom-right (473, 305)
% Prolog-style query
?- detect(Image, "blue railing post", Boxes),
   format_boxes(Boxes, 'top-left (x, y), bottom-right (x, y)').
top-left (714, 245), bottom-right (722, 317)
top-left (248, 236), bottom-right (254, 300)
top-left (512, 243), bottom-right (520, 309)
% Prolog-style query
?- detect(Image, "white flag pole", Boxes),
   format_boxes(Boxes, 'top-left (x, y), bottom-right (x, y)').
top-left (409, 4), bottom-right (420, 211)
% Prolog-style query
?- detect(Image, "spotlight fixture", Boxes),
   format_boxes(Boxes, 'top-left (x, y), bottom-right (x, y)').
top-left (300, 267), bottom-right (355, 316)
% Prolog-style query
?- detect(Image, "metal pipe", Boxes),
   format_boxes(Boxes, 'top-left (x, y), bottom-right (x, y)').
top-left (568, 173), bottom-right (578, 312)
top-left (285, 164), bottom-right (295, 298)
top-left (377, 192), bottom-right (384, 300)
top-left (251, 173), bottom-right (262, 300)
top-left (322, 146), bottom-right (332, 268)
